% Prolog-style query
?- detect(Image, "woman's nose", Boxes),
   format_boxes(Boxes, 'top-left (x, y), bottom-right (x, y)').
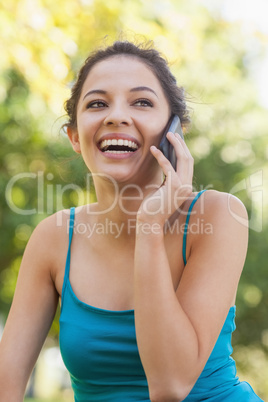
top-left (103, 105), bottom-right (132, 126)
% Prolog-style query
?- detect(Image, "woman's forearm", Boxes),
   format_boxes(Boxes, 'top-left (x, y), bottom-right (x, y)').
top-left (0, 361), bottom-right (25, 402)
top-left (134, 224), bottom-right (199, 401)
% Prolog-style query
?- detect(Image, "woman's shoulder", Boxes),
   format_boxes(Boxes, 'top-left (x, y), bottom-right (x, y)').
top-left (29, 203), bottom-right (97, 253)
top-left (182, 189), bottom-right (248, 250)
top-left (189, 189), bottom-right (248, 224)
top-left (31, 208), bottom-right (73, 240)
top-left (24, 209), bottom-right (73, 272)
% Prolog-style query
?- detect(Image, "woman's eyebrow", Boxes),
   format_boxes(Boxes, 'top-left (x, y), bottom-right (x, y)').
top-left (130, 86), bottom-right (158, 98)
top-left (82, 86), bottom-right (158, 101)
top-left (83, 89), bottom-right (106, 101)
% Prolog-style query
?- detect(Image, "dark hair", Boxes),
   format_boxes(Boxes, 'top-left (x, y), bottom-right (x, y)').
top-left (64, 40), bottom-right (190, 129)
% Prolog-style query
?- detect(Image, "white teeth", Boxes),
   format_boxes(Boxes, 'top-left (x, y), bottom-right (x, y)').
top-left (106, 150), bottom-right (132, 153)
top-left (99, 138), bottom-right (138, 151)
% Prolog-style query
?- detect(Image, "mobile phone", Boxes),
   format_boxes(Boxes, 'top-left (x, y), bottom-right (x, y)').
top-left (159, 115), bottom-right (184, 170)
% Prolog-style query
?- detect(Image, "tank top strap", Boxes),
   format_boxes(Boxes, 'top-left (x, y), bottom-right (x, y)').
top-left (182, 190), bottom-right (206, 266)
top-left (62, 207), bottom-right (76, 300)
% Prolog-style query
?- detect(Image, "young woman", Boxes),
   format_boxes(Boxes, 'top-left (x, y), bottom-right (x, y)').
top-left (0, 40), bottom-right (263, 401)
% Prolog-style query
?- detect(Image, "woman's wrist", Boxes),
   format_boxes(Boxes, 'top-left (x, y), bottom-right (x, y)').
top-left (135, 216), bottom-right (165, 239)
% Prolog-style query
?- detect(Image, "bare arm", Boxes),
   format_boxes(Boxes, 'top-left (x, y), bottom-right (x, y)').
top-left (134, 133), bottom-right (248, 401)
top-left (134, 190), bottom-right (248, 401)
top-left (0, 214), bottom-right (63, 401)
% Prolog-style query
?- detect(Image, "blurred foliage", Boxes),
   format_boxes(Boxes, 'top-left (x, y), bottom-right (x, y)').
top-left (0, 0), bottom-right (267, 399)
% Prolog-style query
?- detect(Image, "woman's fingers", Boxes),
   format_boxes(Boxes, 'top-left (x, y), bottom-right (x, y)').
top-left (151, 131), bottom-right (194, 179)
top-left (165, 131), bottom-right (194, 179)
top-left (166, 131), bottom-right (189, 160)
top-left (150, 145), bottom-right (173, 177)
top-left (145, 138), bottom-right (193, 220)
top-left (151, 130), bottom-right (194, 184)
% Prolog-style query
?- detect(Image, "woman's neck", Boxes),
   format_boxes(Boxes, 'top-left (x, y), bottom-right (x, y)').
top-left (90, 172), bottom-right (164, 240)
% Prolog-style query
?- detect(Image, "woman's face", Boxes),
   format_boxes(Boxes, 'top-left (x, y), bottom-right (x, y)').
top-left (68, 55), bottom-right (170, 185)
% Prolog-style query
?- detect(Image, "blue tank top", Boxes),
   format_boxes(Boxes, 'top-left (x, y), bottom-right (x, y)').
top-left (59, 190), bottom-right (263, 401)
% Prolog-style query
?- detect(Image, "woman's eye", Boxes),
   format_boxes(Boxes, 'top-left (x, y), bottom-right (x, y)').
top-left (134, 99), bottom-right (153, 107)
top-left (86, 100), bottom-right (107, 109)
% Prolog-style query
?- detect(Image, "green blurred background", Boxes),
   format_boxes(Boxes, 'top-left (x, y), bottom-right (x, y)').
top-left (0, 0), bottom-right (267, 400)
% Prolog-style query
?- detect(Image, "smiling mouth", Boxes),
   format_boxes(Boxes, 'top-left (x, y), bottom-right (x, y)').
top-left (99, 138), bottom-right (139, 153)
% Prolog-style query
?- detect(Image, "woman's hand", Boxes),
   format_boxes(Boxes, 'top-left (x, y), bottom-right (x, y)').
top-left (137, 131), bottom-right (194, 226)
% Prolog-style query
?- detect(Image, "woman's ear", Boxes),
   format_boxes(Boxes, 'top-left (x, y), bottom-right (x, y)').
top-left (67, 127), bottom-right (81, 154)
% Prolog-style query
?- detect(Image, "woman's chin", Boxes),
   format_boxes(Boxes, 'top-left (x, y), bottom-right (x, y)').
top-left (87, 157), bottom-right (162, 188)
